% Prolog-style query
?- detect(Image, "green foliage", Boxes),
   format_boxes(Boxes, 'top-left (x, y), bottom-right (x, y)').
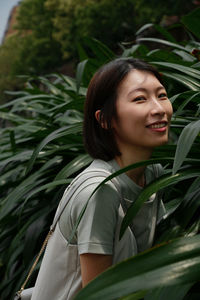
top-left (45, 0), bottom-right (136, 59)
top-left (134, 0), bottom-right (195, 25)
top-left (0, 9), bottom-right (200, 300)
top-left (0, 0), bottom-right (63, 103)
top-left (15, 0), bottom-right (63, 73)
top-left (181, 8), bottom-right (200, 39)
top-left (0, 35), bottom-right (25, 103)
top-left (0, 74), bottom-right (91, 299)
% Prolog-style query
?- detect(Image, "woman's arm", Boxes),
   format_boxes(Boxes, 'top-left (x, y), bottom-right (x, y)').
top-left (80, 253), bottom-right (112, 287)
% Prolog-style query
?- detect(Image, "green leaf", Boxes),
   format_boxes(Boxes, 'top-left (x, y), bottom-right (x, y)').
top-left (137, 38), bottom-right (189, 52)
top-left (0, 94), bottom-right (56, 109)
top-left (174, 92), bottom-right (200, 116)
top-left (120, 290), bottom-right (147, 300)
top-left (122, 45), bottom-right (140, 57)
top-left (152, 62), bottom-right (200, 80)
top-left (83, 37), bottom-right (115, 62)
top-left (161, 71), bottom-right (199, 90)
top-left (173, 120), bottom-right (200, 174)
top-left (153, 25), bottom-right (177, 43)
top-left (144, 283), bottom-right (193, 300)
top-left (0, 150), bottom-right (33, 168)
top-left (181, 8), bottom-right (200, 39)
top-left (74, 235), bottom-right (200, 300)
top-left (76, 59), bottom-right (88, 93)
top-left (136, 23), bottom-right (153, 36)
top-left (0, 157), bottom-right (62, 220)
top-left (55, 154), bottom-right (92, 180)
top-left (24, 179), bottom-right (71, 202)
top-left (25, 123), bottom-right (82, 175)
top-left (120, 168), bottom-right (200, 239)
top-left (173, 50), bottom-right (195, 62)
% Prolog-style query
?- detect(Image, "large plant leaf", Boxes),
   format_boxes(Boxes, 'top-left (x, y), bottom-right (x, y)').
top-left (144, 283), bottom-right (193, 300)
top-left (74, 235), bottom-right (200, 300)
top-left (120, 168), bottom-right (200, 238)
top-left (173, 120), bottom-right (200, 174)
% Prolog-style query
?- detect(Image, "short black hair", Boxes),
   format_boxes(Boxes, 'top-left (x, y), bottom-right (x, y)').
top-left (83, 58), bottom-right (163, 161)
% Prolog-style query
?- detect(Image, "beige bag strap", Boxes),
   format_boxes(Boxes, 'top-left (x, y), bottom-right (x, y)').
top-left (16, 229), bottom-right (53, 297)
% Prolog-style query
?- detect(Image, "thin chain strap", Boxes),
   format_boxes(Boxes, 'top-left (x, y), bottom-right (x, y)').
top-left (16, 229), bottom-right (53, 296)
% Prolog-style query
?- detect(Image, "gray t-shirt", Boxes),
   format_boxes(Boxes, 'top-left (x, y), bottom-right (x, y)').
top-left (32, 159), bottom-right (165, 300)
top-left (60, 159), bottom-right (164, 254)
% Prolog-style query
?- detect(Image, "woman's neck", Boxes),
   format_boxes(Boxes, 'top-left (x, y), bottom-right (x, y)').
top-left (114, 147), bottom-right (152, 187)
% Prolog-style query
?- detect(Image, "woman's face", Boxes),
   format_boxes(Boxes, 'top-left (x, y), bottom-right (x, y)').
top-left (112, 69), bottom-right (173, 152)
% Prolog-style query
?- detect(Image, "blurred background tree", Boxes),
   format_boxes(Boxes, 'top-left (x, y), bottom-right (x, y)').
top-left (0, 0), bottom-right (198, 103)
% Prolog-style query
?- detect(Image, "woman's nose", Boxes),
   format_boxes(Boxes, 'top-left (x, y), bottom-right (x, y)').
top-left (150, 99), bottom-right (165, 116)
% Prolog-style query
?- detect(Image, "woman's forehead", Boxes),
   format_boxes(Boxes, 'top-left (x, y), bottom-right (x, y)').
top-left (117, 69), bottom-right (164, 94)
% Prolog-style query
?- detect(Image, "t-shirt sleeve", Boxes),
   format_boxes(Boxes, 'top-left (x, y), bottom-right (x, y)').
top-left (70, 180), bottom-right (120, 255)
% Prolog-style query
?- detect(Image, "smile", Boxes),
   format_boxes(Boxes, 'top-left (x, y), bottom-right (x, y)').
top-left (146, 121), bottom-right (168, 132)
top-left (148, 122), bottom-right (167, 129)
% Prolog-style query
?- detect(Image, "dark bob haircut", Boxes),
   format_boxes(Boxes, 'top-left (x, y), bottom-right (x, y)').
top-left (83, 58), bottom-right (163, 161)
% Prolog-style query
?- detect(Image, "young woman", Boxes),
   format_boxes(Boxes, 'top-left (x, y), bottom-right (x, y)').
top-left (31, 58), bottom-right (173, 299)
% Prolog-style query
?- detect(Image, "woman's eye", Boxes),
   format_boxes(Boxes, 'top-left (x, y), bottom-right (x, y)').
top-left (158, 93), bottom-right (168, 99)
top-left (133, 96), bottom-right (146, 102)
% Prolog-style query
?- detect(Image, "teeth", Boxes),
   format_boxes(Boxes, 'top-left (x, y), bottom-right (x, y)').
top-left (149, 123), bottom-right (166, 129)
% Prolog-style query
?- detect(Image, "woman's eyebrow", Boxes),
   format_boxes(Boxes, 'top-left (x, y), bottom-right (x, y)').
top-left (127, 85), bottom-right (165, 96)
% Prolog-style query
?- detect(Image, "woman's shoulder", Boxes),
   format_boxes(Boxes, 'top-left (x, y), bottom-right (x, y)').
top-left (69, 159), bottom-right (117, 189)
top-left (66, 159), bottom-right (120, 205)
top-left (67, 159), bottom-right (120, 222)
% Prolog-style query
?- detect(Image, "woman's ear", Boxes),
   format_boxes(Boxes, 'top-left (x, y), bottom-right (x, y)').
top-left (95, 110), bottom-right (107, 129)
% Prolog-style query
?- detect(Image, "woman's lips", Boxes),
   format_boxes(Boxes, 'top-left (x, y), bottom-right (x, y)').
top-left (146, 122), bottom-right (168, 132)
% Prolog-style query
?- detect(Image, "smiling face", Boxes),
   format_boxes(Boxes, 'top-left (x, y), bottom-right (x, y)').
top-left (112, 69), bottom-right (173, 154)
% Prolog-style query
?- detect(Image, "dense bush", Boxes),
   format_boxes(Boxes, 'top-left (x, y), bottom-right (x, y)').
top-left (0, 8), bottom-right (200, 300)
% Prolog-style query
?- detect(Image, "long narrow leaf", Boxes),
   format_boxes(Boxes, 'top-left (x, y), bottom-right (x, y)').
top-left (137, 38), bottom-right (189, 52)
top-left (25, 123), bottom-right (82, 175)
top-left (173, 120), bottom-right (200, 174)
top-left (74, 235), bottom-right (200, 300)
top-left (120, 168), bottom-right (200, 238)
top-left (76, 59), bottom-right (88, 93)
top-left (152, 61), bottom-right (200, 79)
top-left (161, 71), bottom-right (199, 90)
top-left (55, 154), bottom-right (92, 180)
